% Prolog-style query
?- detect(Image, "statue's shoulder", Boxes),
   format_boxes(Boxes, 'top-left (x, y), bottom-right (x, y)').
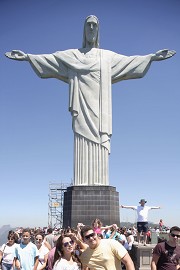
top-left (54, 48), bottom-right (76, 54)
top-left (53, 49), bottom-right (79, 61)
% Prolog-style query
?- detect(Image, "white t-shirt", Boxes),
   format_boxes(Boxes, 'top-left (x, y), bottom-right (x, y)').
top-left (14, 242), bottom-right (39, 270)
top-left (135, 206), bottom-right (152, 222)
top-left (37, 244), bottom-right (49, 270)
top-left (53, 258), bottom-right (80, 270)
top-left (125, 235), bottom-right (134, 251)
top-left (0, 243), bottom-right (18, 264)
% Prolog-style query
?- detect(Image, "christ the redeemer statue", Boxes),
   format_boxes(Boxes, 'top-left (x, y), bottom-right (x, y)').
top-left (5, 15), bottom-right (176, 186)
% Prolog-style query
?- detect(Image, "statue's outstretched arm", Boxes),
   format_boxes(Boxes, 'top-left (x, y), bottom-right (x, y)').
top-left (5, 50), bottom-right (28, 61)
top-left (151, 49), bottom-right (176, 61)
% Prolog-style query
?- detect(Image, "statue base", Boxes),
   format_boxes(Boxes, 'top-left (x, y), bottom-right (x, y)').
top-left (63, 185), bottom-right (120, 228)
top-left (130, 243), bottom-right (156, 270)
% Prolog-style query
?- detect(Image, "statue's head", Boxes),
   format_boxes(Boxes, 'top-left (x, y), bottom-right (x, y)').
top-left (82, 15), bottom-right (100, 48)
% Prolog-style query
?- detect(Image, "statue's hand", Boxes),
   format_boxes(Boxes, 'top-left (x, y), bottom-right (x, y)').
top-left (5, 50), bottom-right (28, 61)
top-left (152, 49), bottom-right (176, 61)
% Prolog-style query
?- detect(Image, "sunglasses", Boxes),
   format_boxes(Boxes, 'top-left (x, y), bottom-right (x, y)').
top-left (84, 232), bottom-right (96, 240)
top-left (171, 233), bottom-right (180, 238)
top-left (63, 240), bottom-right (74, 247)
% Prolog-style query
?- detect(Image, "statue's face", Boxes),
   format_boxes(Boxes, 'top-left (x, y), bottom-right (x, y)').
top-left (85, 17), bottom-right (98, 46)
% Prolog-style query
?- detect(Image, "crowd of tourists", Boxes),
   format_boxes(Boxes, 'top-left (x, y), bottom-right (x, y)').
top-left (0, 221), bottom-right (135, 270)
top-left (0, 218), bottom-right (180, 270)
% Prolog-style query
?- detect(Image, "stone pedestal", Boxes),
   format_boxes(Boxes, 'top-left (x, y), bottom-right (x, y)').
top-left (130, 243), bottom-right (156, 270)
top-left (63, 185), bottom-right (120, 228)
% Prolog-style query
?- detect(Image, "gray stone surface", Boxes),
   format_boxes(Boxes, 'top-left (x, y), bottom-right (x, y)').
top-left (5, 15), bottom-right (176, 187)
top-left (63, 185), bottom-right (120, 228)
top-left (130, 243), bottom-right (156, 270)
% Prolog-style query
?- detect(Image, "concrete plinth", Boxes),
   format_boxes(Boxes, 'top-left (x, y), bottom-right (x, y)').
top-left (63, 185), bottom-right (120, 228)
top-left (130, 243), bottom-right (155, 270)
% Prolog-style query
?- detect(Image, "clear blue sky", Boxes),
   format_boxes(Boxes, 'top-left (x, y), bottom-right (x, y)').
top-left (1, 0), bottom-right (180, 228)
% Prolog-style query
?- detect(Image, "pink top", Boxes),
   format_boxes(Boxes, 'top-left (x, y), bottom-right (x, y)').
top-left (94, 227), bottom-right (102, 234)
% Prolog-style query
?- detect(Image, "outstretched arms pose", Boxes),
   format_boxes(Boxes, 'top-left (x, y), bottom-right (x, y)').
top-left (5, 49), bottom-right (176, 62)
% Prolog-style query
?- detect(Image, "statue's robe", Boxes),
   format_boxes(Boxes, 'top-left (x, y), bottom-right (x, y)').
top-left (28, 48), bottom-right (152, 185)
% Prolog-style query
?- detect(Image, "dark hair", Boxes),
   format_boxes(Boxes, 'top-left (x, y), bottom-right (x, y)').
top-left (80, 225), bottom-right (93, 238)
top-left (170, 226), bottom-right (180, 233)
top-left (8, 231), bottom-right (19, 243)
top-left (53, 234), bottom-right (81, 268)
top-left (97, 233), bottom-right (103, 239)
top-left (35, 232), bottom-right (45, 240)
top-left (22, 228), bottom-right (31, 234)
top-left (47, 228), bottom-right (53, 234)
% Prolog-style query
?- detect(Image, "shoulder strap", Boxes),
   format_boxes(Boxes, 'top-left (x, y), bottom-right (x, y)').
top-left (1, 244), bottom-right (7, 261)
top-left (2, 244), bottom-right (7, 253)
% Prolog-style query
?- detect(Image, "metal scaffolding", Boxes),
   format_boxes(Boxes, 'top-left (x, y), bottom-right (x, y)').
top-left (48, 181), bottom-right (71, 228)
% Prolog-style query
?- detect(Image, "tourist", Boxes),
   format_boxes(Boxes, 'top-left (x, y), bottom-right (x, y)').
top-left (14, 228), bottom-right (39, 270)
top-left (0, 231), bottom-right (18, 270)
top-left (34, 229), bottom-right (51, 251)
top-left (151, 226), bottom-right (180, 270)
top-left (44, 228), bottom-right (54, 250)
top-left (102, 227), bottom-right (111, 239)
top-left (91, 218), bottom-right (115, 238)
top-left (121, 199), bottom-right (161, 245)
top-left (159, 219), bottom-right (164, 231)
top-left (52, 234), bottom-right (82, 270)
top-left (47, 235), bottom-right (60, 270)
top-left (34, 233), bottom-right (49, 270)
top-left (108, 224), bottom-right (122, 241)
top-left (79, 225), bottom-right (135, 270)
top-left (124, 230), bottom-right (135, 251)
top-left (146, 229), bottom-right (152, 244)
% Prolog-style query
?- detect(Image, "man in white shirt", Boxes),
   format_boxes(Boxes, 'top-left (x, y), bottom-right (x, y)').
top-left (121, 199), bottom-right (160, 245)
